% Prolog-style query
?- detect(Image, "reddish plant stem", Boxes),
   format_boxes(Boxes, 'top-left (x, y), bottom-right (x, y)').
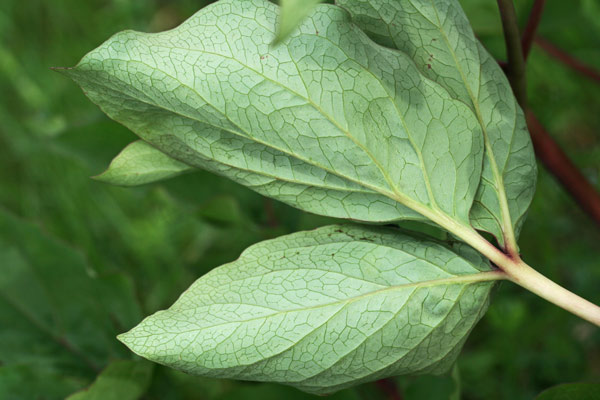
top-left (375, 379), bottom-right (403, 400)
top-left (521, 0), bottom-right (600, 83)
top-left (534, 37), bottom-right (600, 84)
top-left (497, 0), bottom-right (600, 228)
top-left (526, 111), bottom-right (600, 225)
top-left (521, 0), bottom-right (546, 60)
top-left (263, 198), bottom-right (279, 228)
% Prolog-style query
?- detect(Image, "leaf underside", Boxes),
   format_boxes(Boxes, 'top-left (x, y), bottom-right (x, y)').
top-left (64, 0), bottom-right (485, 228)
top-left (59, 0), bottom-right (539, 394)
top-left (335, 0), bottom-right (537, 245)
top-left (118, 225), bottom-right (498, 394)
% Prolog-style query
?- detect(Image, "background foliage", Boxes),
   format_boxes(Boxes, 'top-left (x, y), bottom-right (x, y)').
top-left (0, 0), bottom-right (598, 399)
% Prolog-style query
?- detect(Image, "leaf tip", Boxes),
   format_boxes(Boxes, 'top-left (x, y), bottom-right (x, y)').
top-left (116, 330), bottom-right (139, 354)
top-left (90, 170), bottom-right (113, 185)
top-left (116, 321), bottom-right (164, 362)
top-left (270, 37), bottom-right (283, 47)
top-left (50, 66), bottom-right (77, 77)
top-left (91, 167), bottom-right (143, 187)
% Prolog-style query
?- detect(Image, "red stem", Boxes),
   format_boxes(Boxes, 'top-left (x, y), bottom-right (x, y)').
top-left (521, 0), bottom-right (546, 60)
top-left (498, 0), bottom-right (600, 227)
top-left (263, 198), bottom-right (279, 228)
top-left (526, 111), bottom-right (600, 225)
top-left (375, 379), bottom-right (403, 400)
top-left (534, 37), bottom-right (600, 84)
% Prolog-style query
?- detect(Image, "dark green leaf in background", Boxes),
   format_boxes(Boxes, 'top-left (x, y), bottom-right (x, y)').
top-left (536, 383), bottom-right (600, 400)
top-left (66, 360), bottom-right (153, 400)
top-left (0, 209), bottom-right (141, 399)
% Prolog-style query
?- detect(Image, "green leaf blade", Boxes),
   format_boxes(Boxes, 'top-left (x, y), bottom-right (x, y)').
top-left (95, 140), bottom-right (192, 186)
top-left (336, 0), bottom-right (537, 246)
top-left (118, 225), bottom-right (500, 394)
top-left (0, 209), bottom-right (142, 399)
top-left (66, 360), bottom-right (153, 400)
top-left (536, 383), bottom-right (600, 400)
top-left (63, 0), bottom-right (484, 229)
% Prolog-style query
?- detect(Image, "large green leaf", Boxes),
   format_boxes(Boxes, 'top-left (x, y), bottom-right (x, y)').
top-left (118, 225), bottom-right (501, 394)
top-left (95, 140), bottom-right (192, 186)
top-left (336, 0), bottom-right (537, 246)
top-left (62, 0), bottom-right (484, 230)
top-left (536, 383), bottom-right (600, 400)
top-left (0, 209), bottom-right (142, 399)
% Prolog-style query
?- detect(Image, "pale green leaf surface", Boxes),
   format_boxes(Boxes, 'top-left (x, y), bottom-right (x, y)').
top-left (275, 0), bottom-right (324, 44)
top-left (336, 0), bottom-right (537, 245)
top-left (95, 140), bottom-right (192, 186)
top-left (66, 360), bottom-right (153, 400)
top-left (63, 0), bottom-right (484, 228)
top-left (118, 224), bottom-right (499, 394)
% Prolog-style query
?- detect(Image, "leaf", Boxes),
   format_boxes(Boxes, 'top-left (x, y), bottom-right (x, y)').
top-left (66, 360), bottom-right (153, 400)
top-left (0, 208), bottom-right (142, 400)
top-left (118, 225), bottom-right (500, 394)
top-left (61, 0), bottom-right (485, 232)
top-left (274, 0), bottom-right (324, 44)
top-left (335, 0), bottom-right (537, 247)
top-left (95, 140), bottom-right (192, 186)
top-left (536, 383), bottom-right (600, 400)
top-left (198, 194), bottom-right (246, 226)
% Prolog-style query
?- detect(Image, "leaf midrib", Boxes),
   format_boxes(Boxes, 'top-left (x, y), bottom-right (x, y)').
top-left (281, 27), bottom-right (443, 212)
top-left (126, 270), bottom-right (502, 336)
top-left (144, 42), bottom-right (399, 197)
top-left (426, 0), bottom-right (516, 238)
top-left (83, 78), bottom-right (378, 195)
top-left (210, 3), bottom-right (424, 204)
top-left (192, 229), bottom-right (490, 296)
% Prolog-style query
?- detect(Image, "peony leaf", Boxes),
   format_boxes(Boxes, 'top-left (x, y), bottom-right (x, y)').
top-left (118, 225), bottom-right (501, 394)
top-left (61, 0), bottom-right (484, 230)
top-left (336, 0), bottom-right (537, 247)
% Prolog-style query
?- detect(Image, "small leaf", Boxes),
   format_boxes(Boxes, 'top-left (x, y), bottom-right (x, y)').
top-left (336, 0), bottom-right (537, 246)
top-left (118, 225), bottom-right (501, 394)
top-left (198, 195), bottom-right (245, 226)
top-left (62, 0), bottom-right (485, 231)
top-left (536, 383), bottom-right (600, 400)
top-left (95, 140), bottom-right (192, 186)
top-left (66, 360), bottom-right (153, 400)
top-left (274, 0), bottom-right (324, 44)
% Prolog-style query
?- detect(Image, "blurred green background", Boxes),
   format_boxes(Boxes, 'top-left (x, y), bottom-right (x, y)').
top-left (0, 0), bottom-right (598, 399)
